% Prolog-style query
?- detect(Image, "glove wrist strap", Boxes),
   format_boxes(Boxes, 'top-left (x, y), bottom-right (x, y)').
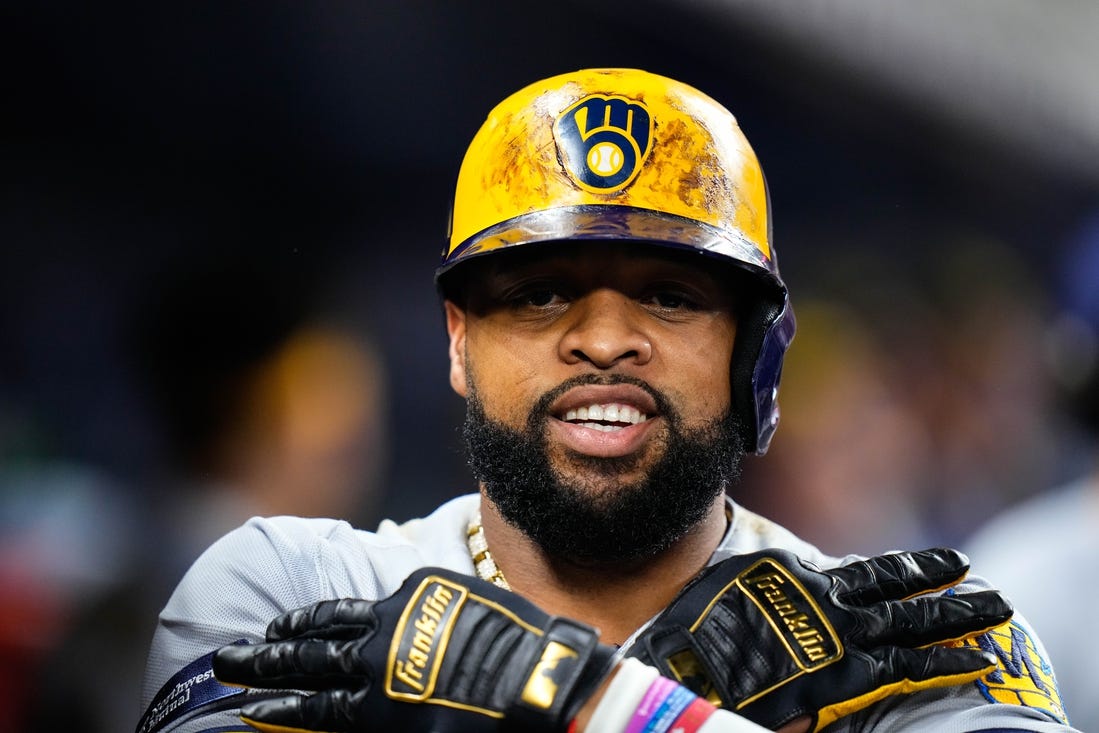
top-left (505, 617), bottom-right (617, 732)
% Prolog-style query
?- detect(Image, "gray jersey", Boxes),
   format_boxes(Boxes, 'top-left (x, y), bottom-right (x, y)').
top-left (138, 494), bottom-right (1077, 732)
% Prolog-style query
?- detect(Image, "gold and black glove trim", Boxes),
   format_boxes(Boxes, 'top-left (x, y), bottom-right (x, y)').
top-left (213, 568), bottom-right (617, 733)
top-left (626, 547), bottom-right (1013, 732)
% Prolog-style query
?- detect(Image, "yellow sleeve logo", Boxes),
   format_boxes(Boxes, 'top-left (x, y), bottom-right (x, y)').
top-left (957, 620), bottom-right (1068, 725)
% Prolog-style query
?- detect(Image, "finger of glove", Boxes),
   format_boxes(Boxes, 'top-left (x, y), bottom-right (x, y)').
top-left (812, 645), bottom-right (998, 732)
top-left (828, 548), bottom-right (970, 605)
top-left (241, 689), bottom-right (364, 733)
top-left (868, 644), bottom-right (999, 688)
top-left (855, 590), bottom-right (1013, 647)
top-left (267, 598), bottom-right (378, 642)
top-left (214, 638), bottom-right (370, 689)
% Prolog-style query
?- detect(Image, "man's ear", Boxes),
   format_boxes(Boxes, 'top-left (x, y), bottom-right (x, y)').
top-left (444, 300), bottom-right (468, 397)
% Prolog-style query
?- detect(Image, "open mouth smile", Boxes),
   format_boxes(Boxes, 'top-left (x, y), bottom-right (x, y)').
top-left (561, 403), bottom-right (649, 432)
top-left (548, 384), bottom-right (660, 458)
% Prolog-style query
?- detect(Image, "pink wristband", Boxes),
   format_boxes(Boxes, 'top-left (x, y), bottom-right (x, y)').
top-left (624, 676), bottom-right (677, 733)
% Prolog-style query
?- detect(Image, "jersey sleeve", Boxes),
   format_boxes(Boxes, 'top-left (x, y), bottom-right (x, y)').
top-left (136, 515), bottom-right (385, 733)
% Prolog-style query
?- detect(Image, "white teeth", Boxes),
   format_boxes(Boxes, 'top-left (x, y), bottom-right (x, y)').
top-left (562, 403), bottom-right (649, 426)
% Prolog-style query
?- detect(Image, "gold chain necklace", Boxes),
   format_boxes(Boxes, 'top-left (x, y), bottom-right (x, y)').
top-left (466, 513), bottom-right (510, 590)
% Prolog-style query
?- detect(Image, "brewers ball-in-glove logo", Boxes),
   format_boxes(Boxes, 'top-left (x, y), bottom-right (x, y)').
top-left (554, 94), bottom-right (652, 193)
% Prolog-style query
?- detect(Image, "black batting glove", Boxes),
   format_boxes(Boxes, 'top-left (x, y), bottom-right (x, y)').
top-left (626, 547), bottom-right (1012, 732)
top-left (213, 567), bottom-right (617, 733)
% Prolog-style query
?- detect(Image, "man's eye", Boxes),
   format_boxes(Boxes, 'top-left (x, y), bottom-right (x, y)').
top-left (510, 288), bottom-right (562, 308)
top-left (524, 290), bottom-right (556, 306)
top-left (645, 292), bottom-right (696, 310)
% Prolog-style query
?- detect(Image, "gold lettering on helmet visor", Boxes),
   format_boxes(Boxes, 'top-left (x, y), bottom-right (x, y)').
top-left (737, 558), bottom-right (842, 670)
top-left (386, 577), bottom-right (467, 700)
top-left (520, 641), bottom-right (579, 709)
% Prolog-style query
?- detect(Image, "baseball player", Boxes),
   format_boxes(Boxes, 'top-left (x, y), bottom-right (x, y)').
top-left (137, 68), bottom-right (1077, 733)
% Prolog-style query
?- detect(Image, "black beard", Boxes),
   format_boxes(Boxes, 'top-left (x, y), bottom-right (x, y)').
top-left (462, 375), bottom-right (745, 566)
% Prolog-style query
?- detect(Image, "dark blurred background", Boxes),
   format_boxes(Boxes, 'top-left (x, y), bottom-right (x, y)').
top-left (3, 2), bottom-right (1099, 732)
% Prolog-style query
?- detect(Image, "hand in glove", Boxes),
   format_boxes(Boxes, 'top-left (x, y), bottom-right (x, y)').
top-left (213, 567), bottom-right (618, 733)
top-left (627, 547), bottom-right (1011, 732)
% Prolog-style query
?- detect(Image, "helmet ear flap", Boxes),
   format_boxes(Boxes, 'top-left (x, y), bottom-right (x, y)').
top-left (730, 278), bottom-right (789, 455)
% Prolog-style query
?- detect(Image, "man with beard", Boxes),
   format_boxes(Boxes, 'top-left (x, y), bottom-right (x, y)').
top-left (137, 69), bottom-right (1076, 733)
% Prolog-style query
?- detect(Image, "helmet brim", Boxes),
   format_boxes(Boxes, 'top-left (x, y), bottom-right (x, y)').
top-left (436, 204), bottom-right (777, 292)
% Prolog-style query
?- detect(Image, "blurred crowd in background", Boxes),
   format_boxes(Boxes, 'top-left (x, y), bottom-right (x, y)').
top-left (3, 3), bottom-right (1099, 733)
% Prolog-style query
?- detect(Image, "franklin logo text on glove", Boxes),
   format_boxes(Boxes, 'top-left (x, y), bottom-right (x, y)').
top-left (387, 575), bottom-right (467, 700)
top-left (737, 558), bottom-right (841, 670)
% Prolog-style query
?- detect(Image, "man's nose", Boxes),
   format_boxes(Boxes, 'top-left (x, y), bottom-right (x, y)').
top-left (558, 289), bottom-right (653, 368)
